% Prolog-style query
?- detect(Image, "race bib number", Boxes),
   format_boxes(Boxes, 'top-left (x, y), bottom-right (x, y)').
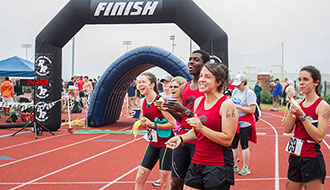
top-left (285, 137), bottom-right (303, 156)
top-left (143, 128), bottom-right (158, 142)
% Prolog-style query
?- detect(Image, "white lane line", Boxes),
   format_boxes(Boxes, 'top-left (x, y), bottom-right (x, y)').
top-left (0, 134), bottom-right (109, 168)
top-left (322, 139), bottom-right (330, 151)
top-left (0, 134), bottom-right (68, 151)
top-left (3, 176), bottom-right (330, 185)
top-left (10, 136), bottom-right (143, 190)
top-left (98, 165), bottom-right (140, 190)
top-left (260, 118), bottom-right (279, 190)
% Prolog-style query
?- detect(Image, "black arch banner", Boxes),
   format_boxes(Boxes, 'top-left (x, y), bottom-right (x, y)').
top-left (35, 0), bottom-right (228, 131)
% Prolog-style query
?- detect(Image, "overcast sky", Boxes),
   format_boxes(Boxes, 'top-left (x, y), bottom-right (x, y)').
top-left (1, 0), bottom-right (330, 80)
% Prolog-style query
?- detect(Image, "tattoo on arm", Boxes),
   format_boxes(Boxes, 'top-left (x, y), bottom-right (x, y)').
top-left (226, 109), bottom-right (236, 118)
top-left (232, 109), bottom-right (236, 117)
top-left (226, 109), bottom-right (230, 118)
top-left (322, 108), bottom-right (330, 119)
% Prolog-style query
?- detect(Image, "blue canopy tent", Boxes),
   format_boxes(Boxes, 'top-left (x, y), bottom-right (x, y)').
top-left (0, 56), bottom-right (34, 77)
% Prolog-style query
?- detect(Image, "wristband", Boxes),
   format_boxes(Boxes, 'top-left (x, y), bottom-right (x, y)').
top-left (152, 122), bottom-right (157, 129)
top-left (179, 135), bottom-right (184, 143)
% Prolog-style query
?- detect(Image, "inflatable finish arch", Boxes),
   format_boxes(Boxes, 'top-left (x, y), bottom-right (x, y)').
top-left (35, 0), bottom-right (228, 131)
top-left (88, 46), bottom-right (191, 127)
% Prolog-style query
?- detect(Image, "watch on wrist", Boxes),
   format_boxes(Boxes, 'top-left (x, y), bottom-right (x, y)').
top-left (183, 109), bottom-right (193, 118)
top-left (299, 115), bottom-right (307, 122)
top-left (152, 122), bottom-right (157, 129)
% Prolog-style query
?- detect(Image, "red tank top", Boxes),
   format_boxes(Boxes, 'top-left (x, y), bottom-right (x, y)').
top-left (192, 96), bottom-right (228, 166)
top-left (180, 81), bottom-right (204, 136)
top-left (294, 97), bottom-right (322, 157)
top-left (142, 96), bottom-right (171, 147)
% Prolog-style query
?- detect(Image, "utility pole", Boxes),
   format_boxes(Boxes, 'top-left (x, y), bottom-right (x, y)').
top-left (281, 41), bottom-right (284, 82)
top-left (21, 44), bottom-right (32, 61)
top-left (72, 37), bottom-right (75, 77)
top-left (170, 35), bottom-right (176, 53)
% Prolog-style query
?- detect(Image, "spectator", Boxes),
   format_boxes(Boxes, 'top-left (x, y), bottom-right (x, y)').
top-left (127, 81), bottom-right (138, 112)
top-left (75, 75), bottom-right (85, 107)
top-left (1, 77), bottom-right (14, 115)
top-left (254, 80), bottom-right (262, 107)
top-left (160, 75), bottom-right (173, 99)
top-left (14, 79), bottom-right (24, 102)
top-left (157, 79), bottom-right (163, 93)
top-left (67, 77), bottom-right (74, 89)
top-left (231, 73), bottom-right (257, 176)
top-left (271, 78), bottom-right (282, 111)
top-left (281, 78), bottom-right (289, 106)
top-left (92, 78), bottom-right (97, 89)
top-left (228, 77), bottom-right (235, 90)
top-left (285, 81), bottom-right (295, 104)
top-left (224, 89), bottom-right (232, 98)
top-left (83, 76), bottom-right (93, 104)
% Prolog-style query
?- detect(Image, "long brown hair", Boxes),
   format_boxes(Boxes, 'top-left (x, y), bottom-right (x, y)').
top-left (300, 65), bottom-right (321, 96)
top-left (140, 72), bottom-right (159, 94)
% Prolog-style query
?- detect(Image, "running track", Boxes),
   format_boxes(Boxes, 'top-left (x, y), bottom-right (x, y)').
top-left (0, 110), bottom-right (329, 189)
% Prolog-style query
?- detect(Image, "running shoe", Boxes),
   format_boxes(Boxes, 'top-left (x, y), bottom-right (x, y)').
top-left (152, 179), bottom-right (160, 187)
top-left (238, 166), bottom-right (251, 175)
top-left (233, 165), bottom-right (239, 173)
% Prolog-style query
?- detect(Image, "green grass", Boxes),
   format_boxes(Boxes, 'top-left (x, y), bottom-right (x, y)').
top-left (260, 103), bottom-right (286, 112)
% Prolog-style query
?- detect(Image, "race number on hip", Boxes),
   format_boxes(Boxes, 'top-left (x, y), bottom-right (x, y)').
top-left (285, 137), bottom-right (303, 156)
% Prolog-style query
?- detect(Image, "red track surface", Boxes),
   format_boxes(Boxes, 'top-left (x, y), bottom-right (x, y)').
top-left (0, 108), bottom-right (329, 190)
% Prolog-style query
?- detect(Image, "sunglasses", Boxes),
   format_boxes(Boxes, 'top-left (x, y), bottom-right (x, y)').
top-left (169, 85), bottom-right (179, 89)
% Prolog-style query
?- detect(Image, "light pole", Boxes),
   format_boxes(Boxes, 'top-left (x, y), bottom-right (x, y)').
top-left (170, 35), bottom-right (176, 53)
top-left (72, 37), bottom-right (75, 77)
top-left (281, 41), bottom-right (284, 82)
top-left (122, 40), bottom-right (132, 52)
top-left (21, 44), bottom-right (32, 60)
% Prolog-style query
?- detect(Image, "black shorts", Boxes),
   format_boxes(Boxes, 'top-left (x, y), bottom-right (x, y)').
top-left (185, 163), bottom-right (234, 190)
top-left (282, 92), bottom-right (287, 99)
top-left (231, 126), bottom-right (251, 150)
top-left (172, 142), bottom-right (195, 178)
top-left (288, 150), bottom-right (326, 184)
top-left (141, 144), bottom-right (172, 171)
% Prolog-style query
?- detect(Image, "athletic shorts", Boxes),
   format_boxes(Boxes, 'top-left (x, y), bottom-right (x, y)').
top-left (288, 151), bottom-right (326, 184)
top-left (172, 142), bottom-right (195, 178)
top-left (141, 144), bottom-right (172, 171)
top-left (231, 126), bottom-right (251, 150)
top-left (273, 96), bottom-right (280, 103)
top-left (185, 163), bottom-right (234, 190)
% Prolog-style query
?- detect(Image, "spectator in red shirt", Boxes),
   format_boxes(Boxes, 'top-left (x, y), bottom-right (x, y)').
top-left (75, 75), bottom-right (85, 107)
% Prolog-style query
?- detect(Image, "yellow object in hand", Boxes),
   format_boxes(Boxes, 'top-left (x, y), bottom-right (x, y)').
top-left (133, 120), bottom-right (142, 140)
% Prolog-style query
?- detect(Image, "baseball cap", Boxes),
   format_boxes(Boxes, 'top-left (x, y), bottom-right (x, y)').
top-left (160, 75), bottom-right (173, 83)
top-left (232, 73), bottom-right (247, 86)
